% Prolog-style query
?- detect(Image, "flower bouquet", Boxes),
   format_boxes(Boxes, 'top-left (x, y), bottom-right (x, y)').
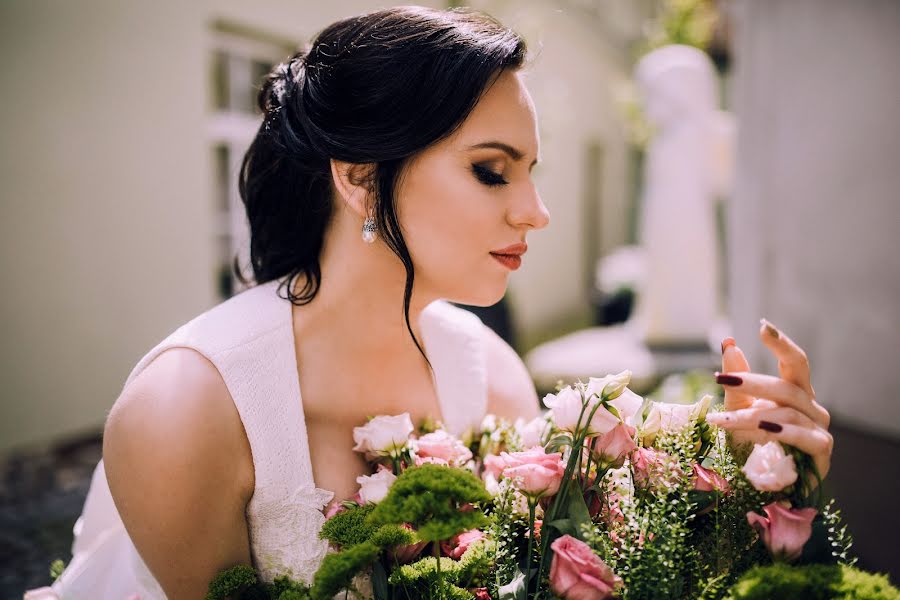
top-left (207, 371), bottom-right (898, 600)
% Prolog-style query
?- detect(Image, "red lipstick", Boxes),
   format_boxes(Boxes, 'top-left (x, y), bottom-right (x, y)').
top-left (490, 242), bottom-right (527, 271)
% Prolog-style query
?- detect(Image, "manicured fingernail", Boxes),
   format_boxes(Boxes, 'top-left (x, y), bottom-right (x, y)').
top-left (758, 420), bottom-right (783, 433)
top-left (760, 318), bottom-right (779, 339)
top-left (721, 337), bottom-right (736, 354)
top-left (715, 372), bottom-right (743, 386)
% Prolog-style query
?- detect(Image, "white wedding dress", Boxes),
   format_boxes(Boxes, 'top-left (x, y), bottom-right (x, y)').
top-left (27, 275), bottom-right (488, 599)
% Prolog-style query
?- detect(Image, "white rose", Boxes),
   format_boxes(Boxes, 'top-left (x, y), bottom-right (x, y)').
top-left (481, 414), bottom-right (498, 433)
top-left (545, 386), bottom-right (620, 436)
top-left (585, 370), bottom-right (632, 401)
top-left (352, 413), bottom-right (414, 458)
top-left (356, 468), bottom-right (398, 504)
top-left (514, 415), bottom-right (551, 448)
top-left (638, 395), bottom-right (712, 443)
top-left (742, 441), bottom-right (799, 492)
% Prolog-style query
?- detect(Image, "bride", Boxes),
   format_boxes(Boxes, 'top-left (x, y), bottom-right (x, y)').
top-left (28, 5), bottom-right (832, 599)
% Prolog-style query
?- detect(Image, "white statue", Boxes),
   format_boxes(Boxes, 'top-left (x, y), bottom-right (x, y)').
top-left (631, 44), bottom-right (735, 346)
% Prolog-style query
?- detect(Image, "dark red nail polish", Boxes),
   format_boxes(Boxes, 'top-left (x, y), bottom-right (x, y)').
top-left (715, 373), bottom-right (743, 386)
top-left (758, 420), bottom-right (783, 433)
top-left (721, 337), bottom-right (736, 354)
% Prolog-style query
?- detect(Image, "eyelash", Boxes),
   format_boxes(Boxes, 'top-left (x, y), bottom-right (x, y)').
top-left (471, 164), bottom-right (509, 187)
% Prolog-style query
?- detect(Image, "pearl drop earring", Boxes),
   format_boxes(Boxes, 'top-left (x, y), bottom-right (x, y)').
top-left (362, 215), bottom-right (377, 243)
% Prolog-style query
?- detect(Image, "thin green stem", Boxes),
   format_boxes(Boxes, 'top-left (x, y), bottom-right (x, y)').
top-left (526, 499), bottom-right (537, 598)
top-left (433, 543), bottom-right (443, 600)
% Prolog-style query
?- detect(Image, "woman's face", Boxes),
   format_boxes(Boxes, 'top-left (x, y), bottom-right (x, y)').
top-left (396, 69), bottom-right (550, 307)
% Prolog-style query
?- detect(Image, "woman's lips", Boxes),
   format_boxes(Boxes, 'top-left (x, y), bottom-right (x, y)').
top-left (490, 253), bottom-right (522, 270)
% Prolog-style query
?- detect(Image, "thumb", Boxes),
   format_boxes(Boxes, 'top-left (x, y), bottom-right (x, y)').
top-left (721, 338), bottom-right (754, 410)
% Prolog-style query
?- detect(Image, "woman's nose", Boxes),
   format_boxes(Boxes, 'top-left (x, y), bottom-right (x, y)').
top-left (508, 184), bottom-right (550, 230)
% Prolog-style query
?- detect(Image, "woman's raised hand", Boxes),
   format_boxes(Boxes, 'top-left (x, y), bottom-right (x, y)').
top-left (705, 319), bottom-right (833, 480)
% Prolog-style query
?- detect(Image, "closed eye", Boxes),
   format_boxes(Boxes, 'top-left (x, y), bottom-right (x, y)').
top-left (471, 164), bottom-right (508, 187)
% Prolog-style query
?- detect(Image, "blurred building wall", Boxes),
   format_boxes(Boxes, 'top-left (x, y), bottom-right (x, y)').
top-left (0, 0), bottom-right (447, 453)
top-left (728, 0), bottom-right (900, 579)
top-left (0, 1), bottom-right (650, 452)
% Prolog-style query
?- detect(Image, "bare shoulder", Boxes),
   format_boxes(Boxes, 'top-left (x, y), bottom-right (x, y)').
top-left (103, 347), bottom-right (254, 598)
top-left (481, 323), bottom-right (540, 421)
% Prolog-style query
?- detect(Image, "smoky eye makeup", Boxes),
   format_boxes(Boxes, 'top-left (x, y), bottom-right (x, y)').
top-left (471, 163), bottom-right (509, 187)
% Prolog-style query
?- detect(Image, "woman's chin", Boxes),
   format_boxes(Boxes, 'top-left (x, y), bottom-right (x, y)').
top-left (451, 281), bottom-right (509, 307)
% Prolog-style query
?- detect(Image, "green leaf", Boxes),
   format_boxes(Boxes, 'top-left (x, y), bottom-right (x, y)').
top-left (545, 434), bottom-right (573, 453)
top-left (372, 560), bottom-right (389, 600)
top-left (546, 518), bottom-right (575, 537)
top-left (564, 480), bottom-right (592, 541)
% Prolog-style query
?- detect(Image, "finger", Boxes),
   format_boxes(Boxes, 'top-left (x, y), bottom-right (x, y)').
top-left (721, 338), bottom-right (754, 410)
top-left (759, 319), bottom-right (816, 400)
top-left (755, 422), bottom-right (833, 479)
top-left (706, 405), bottom-right (816, 430)
top-left (714, 371), bottom-right (828, 427)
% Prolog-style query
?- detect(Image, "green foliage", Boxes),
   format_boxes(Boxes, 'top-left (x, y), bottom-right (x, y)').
top-left (388, 555), bottom-right (474, 599)
top-left (369, 523), bottom-right (417, 548)
top-left (486, 480), bottom-right (528, 595)
top-left (367, 464), bottom-right (490, 542)
top-left (49, 558), bottom-right (66, 582)
top-left (456, 540), bottom-right (495, 589)
top-left (319, 503), bottom-right (378, 548)
top-left (640, 0), bottom-right (719, 55)
top-left (310, 541), bottom-right (380, 600)
top-left (821, 499), bottom-right (857, 567)
top-left (269, 575), bottom-right (312, 599)
top-left (205, 565), bottom-right (263, 600)
top-left (727, 563), bottom-right (900, 600)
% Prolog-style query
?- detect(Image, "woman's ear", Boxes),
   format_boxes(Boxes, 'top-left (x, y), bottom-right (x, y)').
top-left (330, 159), bottom-right (376, 218)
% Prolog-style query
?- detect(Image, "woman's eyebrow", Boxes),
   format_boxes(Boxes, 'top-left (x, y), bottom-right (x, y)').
top-left (466, 141), bottom-right (539, 167)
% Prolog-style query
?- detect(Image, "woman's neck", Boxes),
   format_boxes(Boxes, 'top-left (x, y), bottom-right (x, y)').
top-left (289, 208), bottom-right (437, 358)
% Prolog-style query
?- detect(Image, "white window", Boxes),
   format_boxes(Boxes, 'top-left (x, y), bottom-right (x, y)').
top-left (208, 20), bottom-right (298, 300)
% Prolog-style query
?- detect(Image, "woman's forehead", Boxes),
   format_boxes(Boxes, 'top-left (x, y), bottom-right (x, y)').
top-left (453, 71), bottom-right (540, 158)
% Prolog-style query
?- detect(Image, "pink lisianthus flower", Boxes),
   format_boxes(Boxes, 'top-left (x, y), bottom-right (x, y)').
top-left (550, 534), bottom-right (622, 600)
top-left (440, 529), bottom-right (486, 559)
top-left (631, 447), bottom-right (683, 491)
top-left (500, 446), bottom-right (566, 500)
top-left (692, 463), bottom-right (730, 493)
top-left (414, 429), bottom-right (473, 466)
top-left (591, 423), bottom-right (637, 469)
top-left (482, 453), bottom-right (505, 479)
top-left (747, 502), bottom-right (817, 562)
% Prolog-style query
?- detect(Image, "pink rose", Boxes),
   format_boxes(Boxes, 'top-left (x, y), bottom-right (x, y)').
top-left (501, 446), bottom-right (566, 499)
top-left (692, 464), bottom-right (730, 493)
top-left (550, 534), bottom-right (622, 600)
top-left (747, 502), bottom-right (817, 562)
top-left (591, 423), bottom-right (637, 469)
top-left (632, 447), bottom-right (682, 491)
top-left (415, 430), bottom-right (473, 466)
top-left (473, 588), bottom-right (491, 600)
top-left (440, 529), bottom-right (486, 559)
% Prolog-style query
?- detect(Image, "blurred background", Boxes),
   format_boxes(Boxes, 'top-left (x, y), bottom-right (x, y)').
top-left (1, 0), bottom-right (898, 594)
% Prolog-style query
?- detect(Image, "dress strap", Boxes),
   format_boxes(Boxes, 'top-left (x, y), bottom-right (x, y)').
top-left (419, 300), bottom-right (488, 437)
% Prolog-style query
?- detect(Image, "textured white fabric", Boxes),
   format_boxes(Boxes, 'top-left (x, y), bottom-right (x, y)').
top-left (34, 275), bottom-right (487, 599)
